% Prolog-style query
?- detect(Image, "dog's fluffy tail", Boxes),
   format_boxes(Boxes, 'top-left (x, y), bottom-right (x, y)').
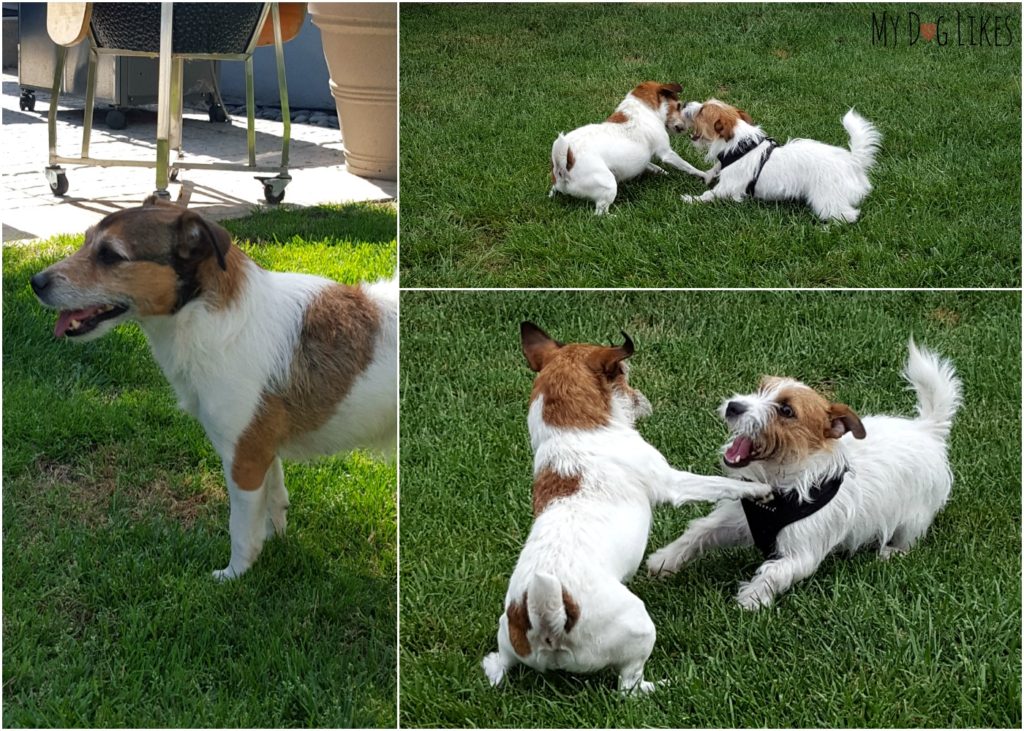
top-left (842, 109), bottom-right (881, 173)
top-left (551, 133), bottom-right (574, 183)
top-left (526, 572), bottom-right (577, 650)
top-left (904, 339), bottom-right (962, 438)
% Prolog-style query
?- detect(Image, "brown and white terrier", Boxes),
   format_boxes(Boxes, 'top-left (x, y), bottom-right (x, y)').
top-left (482, 322), bottom-right (769, 693)
top-left (31, 197), bottom-right (397, 579)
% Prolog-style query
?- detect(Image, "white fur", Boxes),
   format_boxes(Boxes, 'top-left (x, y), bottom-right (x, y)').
top-left (483, 376), bottom-right (771, 692)
top-left (138, 263), bottom-right (397, 580)
top-left (648, 342), bottom-right (961, 610)
top-left (682, 101), bottom-right (881, 223)
top-left (549, 90), bottom-right (709, 215)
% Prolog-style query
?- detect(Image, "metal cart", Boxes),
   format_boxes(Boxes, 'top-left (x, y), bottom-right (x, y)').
top-left (43, 2), bottom-right (303, 204)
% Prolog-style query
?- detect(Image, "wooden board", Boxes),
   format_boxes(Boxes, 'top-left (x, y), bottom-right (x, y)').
top-left (255, 3), bottom-right (306, 47)
top-left (46, 2), bottom-right (92, 47)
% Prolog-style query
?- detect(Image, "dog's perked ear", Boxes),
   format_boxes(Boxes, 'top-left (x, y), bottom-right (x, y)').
top-left (827, 403), bottom-right (866, 440)
top-left (588, 331), bottom-right (635, 378)
top-left (521, 321), bottom-right (562, 372)
top-left (658, 83), bottom-right (683, 100)
top-left (175, 210), bottom-right (232, 271)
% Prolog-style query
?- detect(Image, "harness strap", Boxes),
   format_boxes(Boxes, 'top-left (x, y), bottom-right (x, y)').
top-left (745, 139), bottom-right (779, 197)
top-left (741, 468), bottom-right (847, 559)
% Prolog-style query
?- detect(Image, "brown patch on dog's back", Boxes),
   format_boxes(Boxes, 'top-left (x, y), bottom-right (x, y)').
top-left (532, 468), bottom-right (582, 516)
top-left (606, 110), bottom-right (629, 124)
top-left (231, 284), bottom-right (380, 490)
top-left (507, 593), bottom-right (532, 656)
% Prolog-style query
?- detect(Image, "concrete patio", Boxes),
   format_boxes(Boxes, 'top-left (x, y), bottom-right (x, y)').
top-left (1, 70), bottom-right (396, 243)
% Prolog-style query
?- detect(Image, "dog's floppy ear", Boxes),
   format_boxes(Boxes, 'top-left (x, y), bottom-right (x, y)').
top-left (521, 321), bottom-right (562, 372)
top-left (658, 83), bottom-right (683, 100)
top-left (827, 403), bottom-right (866, 440)
top-left (589, 331), bottom-right (635, 378)
top-left (737, 108), bottom-right (753, 123)
top-left (176, 210), bottom-right (231, 271)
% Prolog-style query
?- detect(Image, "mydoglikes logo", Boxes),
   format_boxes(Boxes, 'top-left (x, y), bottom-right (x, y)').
top-left (871, 10), bottom-right (1016, 46)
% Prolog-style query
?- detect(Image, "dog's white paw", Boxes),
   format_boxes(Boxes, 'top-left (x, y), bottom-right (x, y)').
top-left (680, 194), bottom-right (697, 204)
top-left (878, 545), bottom-right (908, 561)
top-left (481, 652), bottom-right (506, 687)
top-left (622, 680), bottom-right (657, 696)
top-left (645, 548), bottom-right (682, 578)
top-left (212, 566), bottom-right (239, 582)
top-left (735, 581), bottom-right (774, 611)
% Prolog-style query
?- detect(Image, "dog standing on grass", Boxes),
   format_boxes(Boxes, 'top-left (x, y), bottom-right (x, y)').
top-left (648, 342), bottom-right (960, 610)
top-left (679, 98), bottom-right (881, 222)
top-left (482, 323), bottom-right (771, 693)
top-left (31, 197), bottom-right (397, 580)
top-left (549, 81), bottom-right (710, 215)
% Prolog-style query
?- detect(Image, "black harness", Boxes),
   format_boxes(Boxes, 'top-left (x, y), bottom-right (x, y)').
top-left (716, 136), bottom-right (780, 197)
top-left (741, 468), bottom-right (847, 559)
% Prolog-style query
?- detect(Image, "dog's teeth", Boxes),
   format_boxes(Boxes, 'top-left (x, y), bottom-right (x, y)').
top-left (70, 319), bottom-right (81, 329)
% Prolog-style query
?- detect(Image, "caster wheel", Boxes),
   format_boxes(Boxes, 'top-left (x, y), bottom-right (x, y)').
top-left (263, 183), bottom-right (285, 205)
top-left (208, 104), bottom-right (228, 123)
top-left (169, 168), bottom-right (179, 182)
top-left (105, 109), bottom-right (127, 130)
top-left (50, 173), bottom-right (69, 197)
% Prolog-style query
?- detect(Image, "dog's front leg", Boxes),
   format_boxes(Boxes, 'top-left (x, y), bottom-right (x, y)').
top-left (645, 162), bottom-right (668, 175)
top-left (658, 149), bottom-right (715, 184)
top-left (659, 469), bottom-right (771, 506)
top-left (264, 456), bottom-right (289, 540)
top-left (213, 477), bottom-right (269, 581)
top-left (735, 551), bottom-right (823, 610)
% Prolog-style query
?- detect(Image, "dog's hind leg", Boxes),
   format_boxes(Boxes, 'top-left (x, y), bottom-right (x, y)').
top-left (608, 591), bottom-right (657, 694)
top-left (264, 456), bottom-right (289, 539)
top-left (590, 171), bottom-right (618, 215)
top-left (647, 501), bottom-right (752, 577)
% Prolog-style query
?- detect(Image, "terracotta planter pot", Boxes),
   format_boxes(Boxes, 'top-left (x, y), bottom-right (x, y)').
top-left (309, 2), bottom-right (396, 180)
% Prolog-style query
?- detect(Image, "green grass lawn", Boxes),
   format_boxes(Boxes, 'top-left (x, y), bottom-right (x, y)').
top-left (399, 290), bottom-right (1021, 728)
top-left (2, 203), bottom-right (397, 728)
top-left (399, 3), bottom-right (1021, 287)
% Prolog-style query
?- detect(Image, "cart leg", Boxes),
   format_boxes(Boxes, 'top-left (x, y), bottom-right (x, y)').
top-left (153, 1), bottom-right (174, 196)
top-left (170, 56), bottom-right (184, 155)
top-left (48, 45), bottom-right (67, 163)
top-left (245, 55), bottom-right (256, 167)
top-left (82, 46), bottom-right (98, 158)
top-left (272, 3), bottom-right (290, 172)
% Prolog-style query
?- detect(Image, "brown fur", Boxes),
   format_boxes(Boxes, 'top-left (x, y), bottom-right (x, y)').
top-left (693, 101), bottom-right (754, 142)
top-left (755, 381), bottom-right (865, 465)
top-left (562, 588), bottom-right (580, 633)
top-left (532, 468), bottom-right (582, 516)
top-left (566, 147), bottom-right (575, 172)
top-left (507, 593), bottom-right (532, 656)
top-left (630, 81), bottom-right (682, 110)
top-left (231, 284), bottom-right (380, 490)
top-left (606, 110), bottom-right (630, 124)
top-left (506, 588), bottom-right (581, 657)
top-left (521, 324), bottom-right (635, 430)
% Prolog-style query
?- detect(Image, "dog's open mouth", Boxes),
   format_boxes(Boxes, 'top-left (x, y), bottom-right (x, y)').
top-left (723, 435), bottom-right (758, 468)
top-left (54, 304), bottom-right (128, 338)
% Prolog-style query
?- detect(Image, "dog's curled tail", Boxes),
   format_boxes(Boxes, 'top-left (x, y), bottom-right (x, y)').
top-left (526, 572), bottom-right (579, 650)
top-left (842, 109), bottom-right (881, 173)
top-left (551, 133), bottom-right (575, 183)
top-left (904, 339), bottom-right (962, 438)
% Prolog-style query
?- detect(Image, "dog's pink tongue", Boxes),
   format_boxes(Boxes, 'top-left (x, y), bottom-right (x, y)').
top-left (54, 306), bottom-right (102, 337)
top-left (725, 435), bottom-right (753, 465)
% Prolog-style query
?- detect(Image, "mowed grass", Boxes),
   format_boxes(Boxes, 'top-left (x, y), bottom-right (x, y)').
top-left (399, 3), bottom-right (1021, 287)
top-left (399, 290), bottom-right (1021, 728)
top-left (2, 203), bottom-right (397, 728)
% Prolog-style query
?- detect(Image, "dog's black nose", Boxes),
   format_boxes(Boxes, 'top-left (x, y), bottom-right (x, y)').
top-left (725, 401), bottom-right (746, 418)
top-left (30, 272), bottom-right (51, 296)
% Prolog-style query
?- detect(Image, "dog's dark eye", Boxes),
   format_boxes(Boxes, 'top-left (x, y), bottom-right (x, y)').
top-left (97, 246), bottom-right (127, 265)
top-left (779, 403), bottom-right (795, 418)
